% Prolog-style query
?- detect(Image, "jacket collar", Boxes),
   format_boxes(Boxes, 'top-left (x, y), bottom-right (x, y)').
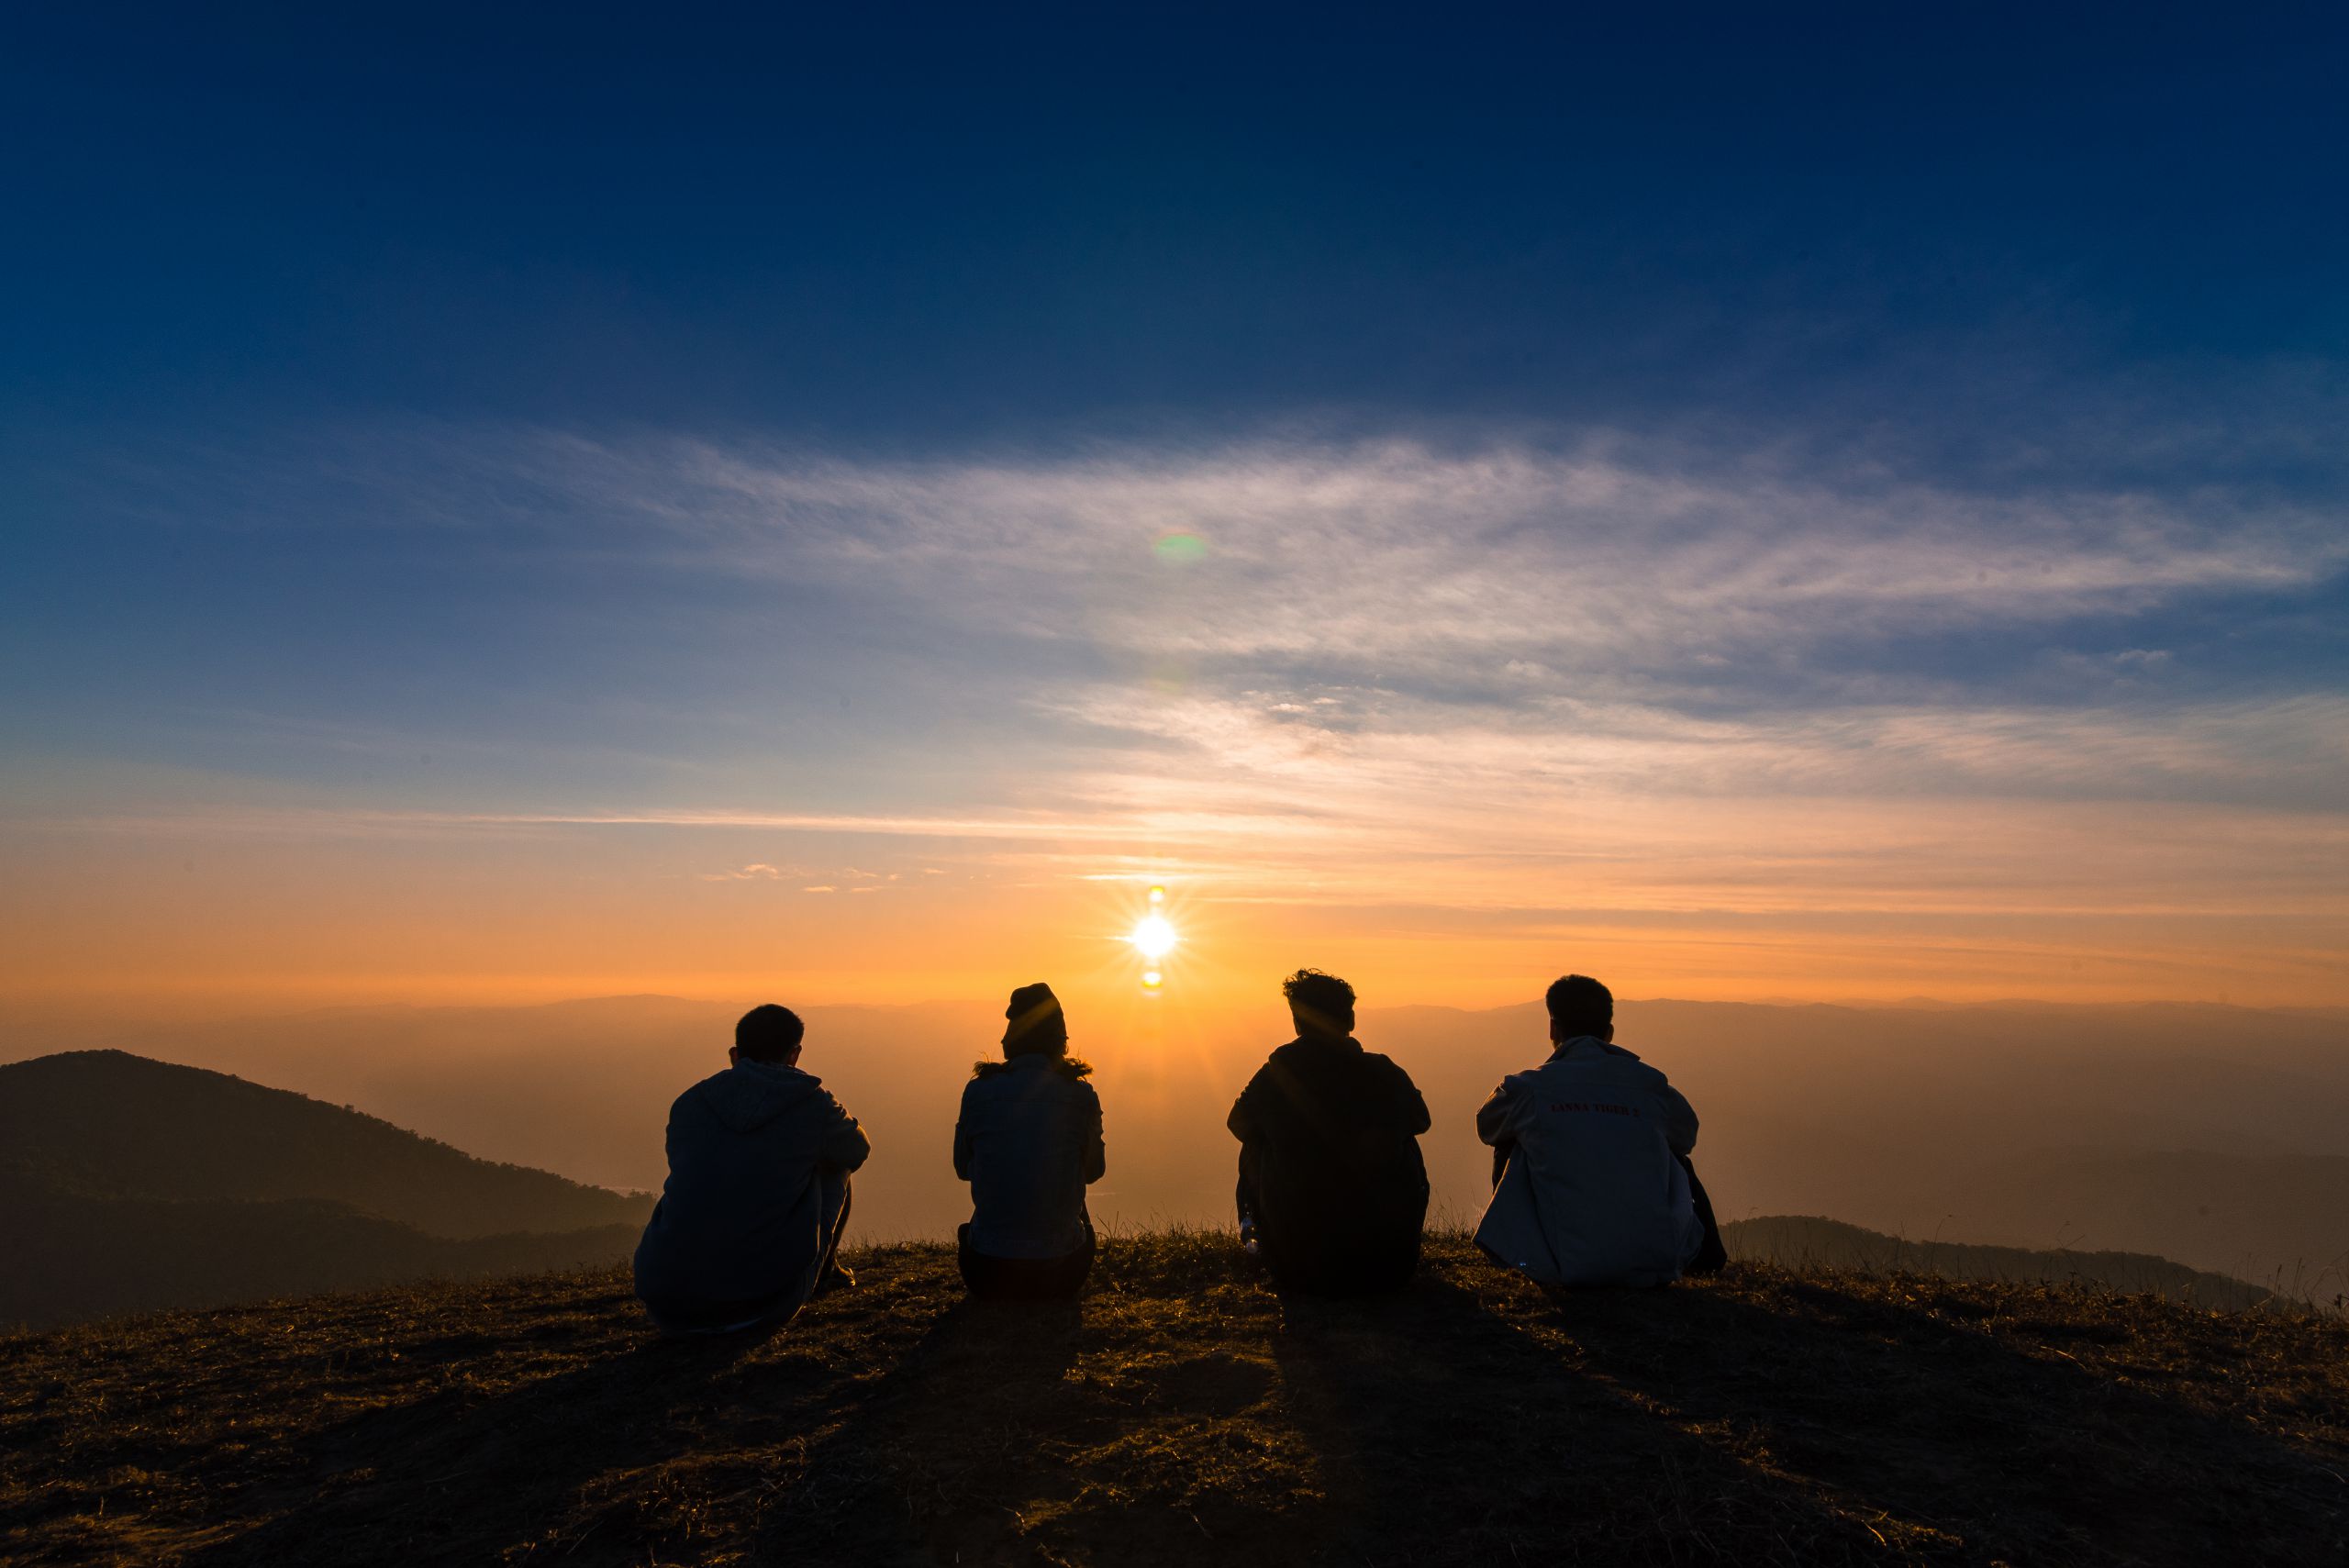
top-left (1546, 1034), bottom-right (1641, 1063)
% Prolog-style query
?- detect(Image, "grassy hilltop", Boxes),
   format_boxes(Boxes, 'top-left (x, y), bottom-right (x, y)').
top-left (4, 1234), bottom-right (2344, 1567)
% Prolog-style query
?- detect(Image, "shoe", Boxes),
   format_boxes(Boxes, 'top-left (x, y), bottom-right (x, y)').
top-left (812, 1262), bottom-right (858, 1298)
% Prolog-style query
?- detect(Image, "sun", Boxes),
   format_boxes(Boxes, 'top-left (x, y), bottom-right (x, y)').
top-left (1129, 913), bottom-right (1178, 961)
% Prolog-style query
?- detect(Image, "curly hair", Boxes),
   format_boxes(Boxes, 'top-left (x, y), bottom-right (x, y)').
top-left (1280, 968), bottom-right (1356, 1035)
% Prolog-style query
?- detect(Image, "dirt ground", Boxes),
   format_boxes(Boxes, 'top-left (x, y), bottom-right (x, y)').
top-left (4, 1231), bottom-right (2344, 1565)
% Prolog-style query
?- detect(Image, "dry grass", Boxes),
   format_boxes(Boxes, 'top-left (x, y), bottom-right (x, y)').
top-left (2, 1230), bottom-right (2344, 1566)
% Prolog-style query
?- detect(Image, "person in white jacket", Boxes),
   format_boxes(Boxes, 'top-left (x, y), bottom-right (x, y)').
top-left (1474, 974), bottom-right (1726, 1287)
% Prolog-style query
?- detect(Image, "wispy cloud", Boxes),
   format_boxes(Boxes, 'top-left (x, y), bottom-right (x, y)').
top-left (117, 426), bottom-right (2346, 679)
top-left (699, 862), bottom-right (788, 881)
top-left (1048, 689), bottom-right (2349, 809)
top-left (460, 437), bottom-right (2332, 711)
top-left (14, 425), bottom-right (2345, 983)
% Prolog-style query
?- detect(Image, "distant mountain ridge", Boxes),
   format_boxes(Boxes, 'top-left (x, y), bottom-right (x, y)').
top-left (0, 1051), bottom-right (652, 1328)
top-left (1724, 1215), bottom-right (2279, 1312)
top-left (14, 995), bottom-right (2346, 1298)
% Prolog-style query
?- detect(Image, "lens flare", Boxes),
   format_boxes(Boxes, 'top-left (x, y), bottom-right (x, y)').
top-left (1141, 970), bottom-right (1163, 989)
top-left (1130, 914), bottom-right (1177, 961)
top-left (1148, 884), bottom-right (1166, 905)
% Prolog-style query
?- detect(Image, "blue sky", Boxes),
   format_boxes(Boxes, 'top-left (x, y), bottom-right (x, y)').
top-left (4, 4), bottom-right (2346, 1007)
top-left (11, 4), bottom-right (2347, 438)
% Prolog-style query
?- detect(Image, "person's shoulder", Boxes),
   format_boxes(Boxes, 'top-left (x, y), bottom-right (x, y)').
top-left (1586, 1049), bottom-right (1679, 1102)
top-left (673, 1067), bottom-right (730, 1111)
top-left (795, 1070), bottom-right (854, 1114)
top-left (1638, 1060), bottom-right (1691, 1103)
top-left (1600, 1044), bottom-right (1673, 1084)
top-left (1244, 1044), bottom-right (1297, 1083)
top-left (1359, 1047), bottom-right (1419, 1084)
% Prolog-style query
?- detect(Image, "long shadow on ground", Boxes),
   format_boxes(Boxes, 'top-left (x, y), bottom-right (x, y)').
top-left (174, 1324), bottom-right (796, 1565)
top-left (748, 1237), bottom-right (1316, 1567)
top-left (1274, 1262), bottom-right (2347, 1566)
top-left (128, 1243), bottom-right (2344, 1568)
top-left (1522, 1268), bottom-right (2347, 1566)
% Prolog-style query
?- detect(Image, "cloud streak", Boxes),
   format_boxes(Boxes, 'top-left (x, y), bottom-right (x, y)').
top-left (623, 437), bottom-right (2344, 671)
top-left (11, 424), bottom-right (2345, 1001)
top-left (116, 425), bottom-right (2342, 683)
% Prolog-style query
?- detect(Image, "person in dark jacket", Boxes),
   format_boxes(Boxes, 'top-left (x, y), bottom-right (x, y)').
top-left (1228, 969), bottom-right (1431, 1296)
top-left (633, 1004), bottom-right (869, 1334)
top-left (952, 982), bottom-right (1107, 1301)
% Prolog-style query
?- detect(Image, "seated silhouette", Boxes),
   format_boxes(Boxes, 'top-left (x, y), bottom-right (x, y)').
top-left (632, 1004), bottom-right (869, 1334)
top-left (1228, 969), bottom-right (1431, 1296)
top-left (952, 982), bottom-right (1106, 1302)
top-left (1475, 973), bottom-right (1727, 1287)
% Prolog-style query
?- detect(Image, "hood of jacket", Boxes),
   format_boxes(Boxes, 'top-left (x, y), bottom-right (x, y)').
top-left (1548, 1034), bottom-right (1643, 1065)
top-left (688, 1059), bottom-right (831, 1134)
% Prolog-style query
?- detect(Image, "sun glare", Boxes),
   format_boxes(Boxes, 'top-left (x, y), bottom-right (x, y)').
top-left (1130, 913), bottom-right (1178, 961)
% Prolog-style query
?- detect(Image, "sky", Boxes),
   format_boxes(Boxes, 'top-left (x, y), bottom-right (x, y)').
top-left (4, 3), bottom-right (2347, 1018)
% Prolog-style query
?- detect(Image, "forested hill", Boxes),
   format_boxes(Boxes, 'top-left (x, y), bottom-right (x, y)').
top-left (0, 1051), bottom-right (646, 1238)
top-left (0, 1051), bottom-right (651, 1329)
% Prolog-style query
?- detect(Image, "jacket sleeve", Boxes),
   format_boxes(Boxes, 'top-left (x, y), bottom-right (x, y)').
top-left (1475, 1079), bottom-right (1520, 1148)
top-left (1226, 1071), bottom-right (1261, 1144)
top-left (1389, 1061), bottom-right (1432, 1136)
top-left (818, 1094), bottom-right (872, 1173)
top-left (1080, 1084), bottom-right (1107, 1184)
top-left (952, 1085), bottom-right (974, 1182)
top-left (1653, 1081), bottom-right (1699, 1157)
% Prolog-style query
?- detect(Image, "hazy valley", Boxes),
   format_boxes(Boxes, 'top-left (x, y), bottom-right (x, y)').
top-left (9, 995), bottom-right (2345, 1307)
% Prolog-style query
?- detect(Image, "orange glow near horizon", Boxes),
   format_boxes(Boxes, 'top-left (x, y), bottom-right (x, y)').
top-left (3, 778), bottom-right (2347, 1023)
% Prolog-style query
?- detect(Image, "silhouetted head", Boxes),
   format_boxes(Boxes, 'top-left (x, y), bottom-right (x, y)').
top-left (975, 981), bottom-right (1091, 1079)
top-left (731, 1003), bottom-right (806, 1066)
top-left (1283, 968), bottom-right (1356, 1040)
top-left (1002, 981), bottom-right (1068, 1057)
top-left (1544, 973), bottom-right (1614, 1044)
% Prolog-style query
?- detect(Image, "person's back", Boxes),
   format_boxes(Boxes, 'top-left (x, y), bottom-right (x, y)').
top-left (1229, 969), bottom-right (1430, 1296)
top-left (634, 1004), bottom-right (869, 1332)
top-left (953, 982), bottom-right (1106, 1301)
top-left (1475, 974), bottom-right (1718, 1287)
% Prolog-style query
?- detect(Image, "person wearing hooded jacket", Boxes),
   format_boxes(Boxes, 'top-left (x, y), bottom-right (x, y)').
top-left (1228, 968), bottom-right (1431, 1296)
top-left (1474, 973), bottom-right (1726, 1288)
top-left (633, 1004), bottom-right (869, 1333)
top-left (952, 982), bottom-right (1107, 1301)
